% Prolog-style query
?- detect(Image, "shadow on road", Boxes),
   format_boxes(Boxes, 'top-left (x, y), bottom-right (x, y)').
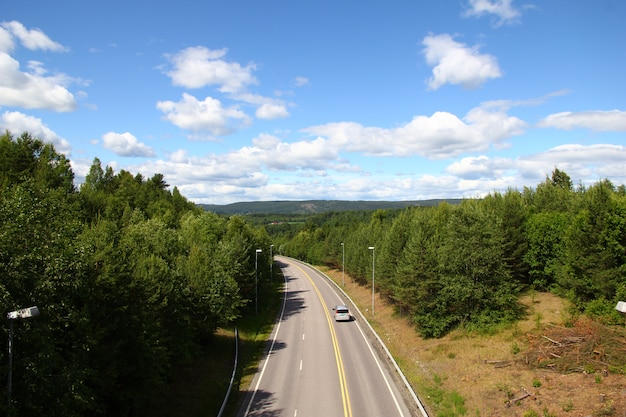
top-left (236, 389), bottom-right (283, 417)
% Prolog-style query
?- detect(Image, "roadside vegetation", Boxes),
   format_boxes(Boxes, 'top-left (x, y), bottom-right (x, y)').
top-left (276, 169), bottom-right (626, 338)
top-left (2, 131), bottom-right (625, 416)
top-left (1, 132), bottom-right (273, 417)
top-left (322, 267), bottom-right (626, 416)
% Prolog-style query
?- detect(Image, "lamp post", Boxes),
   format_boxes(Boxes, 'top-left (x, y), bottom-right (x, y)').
top-left (341, 242), bottom-right (345, 287)
top-left (270, 244), bottom-right (274, 283)
top-left (255, 249), bottom-right (262, 316)
top-left (368, 246), bottom-right (375, 315)
top-left (7, 306), bottom-right (40, 415)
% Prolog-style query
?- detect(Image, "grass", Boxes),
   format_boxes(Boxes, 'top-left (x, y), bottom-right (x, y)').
top-left (317, 265), bottom-right (626, 417)
top-left (142, 263), bottom-right (626, 417)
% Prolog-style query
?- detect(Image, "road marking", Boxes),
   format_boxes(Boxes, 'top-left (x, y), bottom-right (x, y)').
top-left (294, 264), bottom-right (352, 417)
top-left (241, 264), bottom-right (289, 417)
top-left (314, 264), bottom-right (410, 417)
top-left (300, 359), bottom-right (303, 371)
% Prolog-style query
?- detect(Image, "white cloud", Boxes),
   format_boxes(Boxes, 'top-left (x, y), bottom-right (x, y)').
top-left (164, 46), bottom-right (257, 93)
top-left (302, 102), bottom-right (526, 159)
top-left (0, 53), bottom-right (77, 111)
top-left (422, 34), bottom-right (502, 90)
top-left (0, 110), bottom-right (71, 154)
top-left (0, 26), bottom-right (14, 53)
top-left (446, 155), bottom-right (514, 179)
top-left (295, 76), bottom-right (309, 87)
top-left (102, 132), bottom-right (156, 157)
top-left (1, 21), bottom-right (68, 52)
top-left (109, 140), bottom-right (626, 205)
top-left (0, 21), bottom-right (76, 112)
top-left (156, 93), bottom-right (251, 137)
top-left (537, 110), bottom-right (626, 131)
top-left (463, 0), bottom-right (522, 26)
top-left (255, 102), bottom-right (290, 119)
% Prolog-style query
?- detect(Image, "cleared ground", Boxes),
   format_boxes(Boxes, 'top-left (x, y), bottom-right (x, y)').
top-left (320, 267), bottom-right (626, 417)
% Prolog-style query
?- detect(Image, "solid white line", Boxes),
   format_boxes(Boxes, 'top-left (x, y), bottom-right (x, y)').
top-left (354, 320), bottom-right (405, 417)
top-left (242, 267), bottom-right (289, 416)
top-left (295, 258), bottom-right (429, 417)
top-left (315, 266), bottom-right (406, 417)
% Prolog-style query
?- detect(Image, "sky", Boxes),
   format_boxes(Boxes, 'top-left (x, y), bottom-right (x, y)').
top-left (1, 0), bottom-right (625, 205)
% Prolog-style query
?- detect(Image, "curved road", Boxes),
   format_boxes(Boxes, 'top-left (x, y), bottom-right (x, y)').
top-left (237, 256), bottom-right (426, 417)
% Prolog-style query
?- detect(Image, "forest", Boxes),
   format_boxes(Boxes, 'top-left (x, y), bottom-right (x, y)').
top-left (2, 131), bottom-right (625, 416)
top-left (277, 166), bottom-right (626, 338)
top-left (0, 132), bottom-right (272, 417)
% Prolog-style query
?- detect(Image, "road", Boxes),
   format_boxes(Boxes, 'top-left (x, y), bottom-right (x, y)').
top-left (237, 256), bottom-right (427, 417)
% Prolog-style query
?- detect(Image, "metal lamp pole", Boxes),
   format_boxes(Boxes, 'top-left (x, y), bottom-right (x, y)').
top-left (7, 306), bottom-right (40, 415)
top-left (270, 244), bottom-right (274, 283)
top-left (255, 249), bottom-right (262, 316)
top-left (368, 246), bottom-right (375, 315)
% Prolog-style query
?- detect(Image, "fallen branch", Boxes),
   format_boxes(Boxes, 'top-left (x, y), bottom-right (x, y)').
top-left (505, 391), bottom-right (531, 407)
top-left (542, 335), bottom-right (562, 346)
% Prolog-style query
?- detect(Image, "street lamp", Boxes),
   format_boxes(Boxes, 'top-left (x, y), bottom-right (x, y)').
top-left (341, 242), bottom-right (345, 287)
top-left (270, 244), bottom-right (274, 283)
top-left (7, 306), bottom-right (40, 414)
top-left (368, 246), bottom-right (375, 315)
top-left (255, 249), bottom-right (262, 316)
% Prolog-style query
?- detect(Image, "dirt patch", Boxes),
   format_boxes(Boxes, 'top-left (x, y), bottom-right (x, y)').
top-left (320, 267), bottom-right (626, 417)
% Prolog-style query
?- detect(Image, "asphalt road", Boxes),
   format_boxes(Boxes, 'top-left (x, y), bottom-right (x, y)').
top-left (237, 256), bottom-right (426, 417)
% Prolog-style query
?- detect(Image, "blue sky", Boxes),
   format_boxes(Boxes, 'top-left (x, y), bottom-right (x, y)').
top-left (1, 0), bottom-right (625, 204)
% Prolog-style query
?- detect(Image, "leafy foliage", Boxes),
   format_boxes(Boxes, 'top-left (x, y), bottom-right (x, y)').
top-left (279, 170), bottom-right (626, 337)
top-left (0, 132), bottom-right (270, 416)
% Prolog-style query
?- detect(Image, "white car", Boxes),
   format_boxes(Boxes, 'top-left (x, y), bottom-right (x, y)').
top-left (333, 305), bottom-right (351, 322)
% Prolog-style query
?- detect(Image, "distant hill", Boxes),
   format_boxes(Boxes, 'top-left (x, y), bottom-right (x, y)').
top-left (199, 199), bottom-right (462, 215)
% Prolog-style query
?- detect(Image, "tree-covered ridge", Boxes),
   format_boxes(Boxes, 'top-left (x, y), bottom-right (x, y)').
top-left (280, 169), bottom-right (626, 337)
top-left (200, 198), bottom-right (462, 215)
top-left (0, 132), bottom-right (272, 417)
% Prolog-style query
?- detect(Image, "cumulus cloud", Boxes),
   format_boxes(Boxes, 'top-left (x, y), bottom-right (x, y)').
top-left (0, 110), bottom-right (71, 154)
top-left (255, 102), bottom-right (289, 119)
top-left (0, 21), bottom-right (76, 111)
top-left (537, 110), bottom-right (626, 131)
top-left (446, 155), bottom-right (514, 179)
top-left (302, 102), bottom-right (526, 159)
top-left (462, 0), bottom-right (522, 26)
top-left (102, 132), bottom-right (156, 157)
top-left (1, 21), bottom-right (68, 52)
top-left (164, 46), bottom-right (257, 93)
top-left (0, 26), bottom-right (14, 53)
top-left (157, 93), bottom-right (251, 137)
top-left (117, 139), bottom-right (626, 205)
top-left (160, 46), bottom-right (292, 134)
top-left (422, 34), bottom-right (502, 90)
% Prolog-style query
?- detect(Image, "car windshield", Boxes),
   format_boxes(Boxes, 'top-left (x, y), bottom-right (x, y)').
top-left (337, 308), bottom-right (348, 314)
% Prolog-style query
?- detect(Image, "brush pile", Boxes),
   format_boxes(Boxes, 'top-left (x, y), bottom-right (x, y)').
top-left (524, 318), bottom-right (626, 374)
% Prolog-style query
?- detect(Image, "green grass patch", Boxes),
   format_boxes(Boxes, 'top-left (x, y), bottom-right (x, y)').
top-left (422, 374), bottom-right (468, 417)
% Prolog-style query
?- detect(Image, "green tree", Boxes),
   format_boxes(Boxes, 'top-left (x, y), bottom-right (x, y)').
top-left (429, 200), bottom-right (520, 336)
top-left (0, 131), bottom-right (74, 193)
top-left (483, 189), bottom-right (530, 286)
top-left (524, 212), bottom-right (568, 290)
top-left (557, 180), bottom-right (626, 308)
